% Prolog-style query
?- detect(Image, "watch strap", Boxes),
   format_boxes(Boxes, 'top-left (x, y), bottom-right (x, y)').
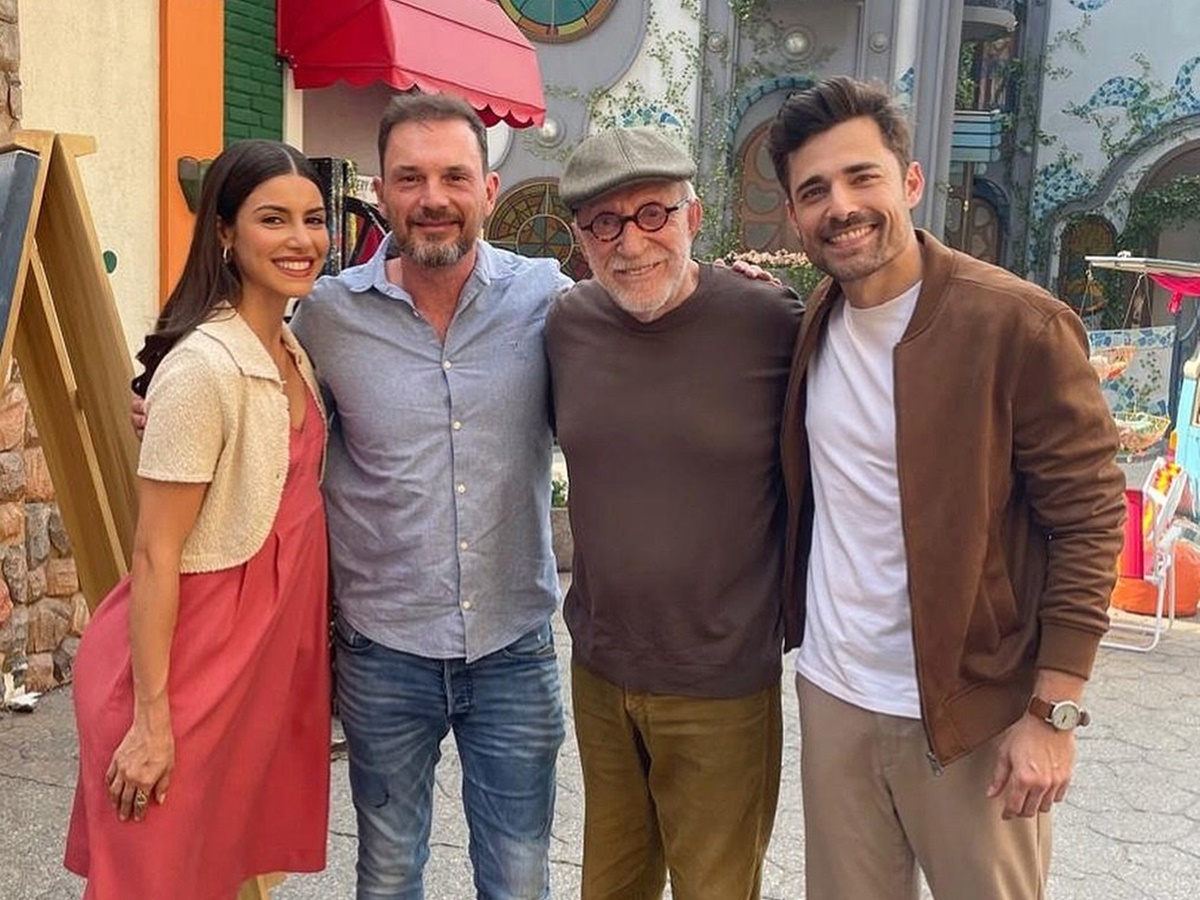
top-left (1027, 696), bottom-right (1054, 722)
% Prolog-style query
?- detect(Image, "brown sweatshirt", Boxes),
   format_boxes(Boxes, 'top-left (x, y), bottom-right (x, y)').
top-left (546, 264), bottom-right (802, 697)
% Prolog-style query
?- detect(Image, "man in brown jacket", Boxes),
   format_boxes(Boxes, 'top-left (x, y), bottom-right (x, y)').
top-left (767, 76), bottom-right (1125, 899)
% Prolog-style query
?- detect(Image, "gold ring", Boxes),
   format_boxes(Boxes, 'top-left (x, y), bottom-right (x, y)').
top-left (133, 789), bottom-right (149, 809)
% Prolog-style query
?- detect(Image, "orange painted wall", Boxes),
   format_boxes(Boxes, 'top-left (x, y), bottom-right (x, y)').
top-left (159, 1), bottom-right (224, 303)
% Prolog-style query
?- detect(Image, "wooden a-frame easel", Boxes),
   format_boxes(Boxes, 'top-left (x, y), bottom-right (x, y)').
top-left (0, 131), bottom-right (139, 608)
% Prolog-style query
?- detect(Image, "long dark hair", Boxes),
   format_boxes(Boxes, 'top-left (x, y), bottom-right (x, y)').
top-left (131, 139), bottom-right (325, 396)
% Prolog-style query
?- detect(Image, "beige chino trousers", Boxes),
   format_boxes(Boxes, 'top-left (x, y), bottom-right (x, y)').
top-left (797, 676), bottom-right (1052, 900)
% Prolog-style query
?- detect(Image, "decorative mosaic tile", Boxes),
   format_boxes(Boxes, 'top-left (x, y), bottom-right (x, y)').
top-left (1031, 159), bottom-right (1093, 220)
top-left (1076, 76), bottom-right (1148, 115)
top-left (728, 76), bottom-right (816, 147)
top-left (1175, 56), bottom-right (1200, 115)
top-left (1089, 326), bottom-right (1176, 416)
top-left (1068, 57), bottom-right (1200, 142)
top-left (618, 103), bottom-right (683, 129)
top-left (1040, 55), bottom-right (1200, 261)
top-left (895, 67), bottom-right (915, 108)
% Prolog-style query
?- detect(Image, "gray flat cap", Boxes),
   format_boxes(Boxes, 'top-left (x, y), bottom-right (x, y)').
top-left (559, 126), bottom-right (697, 210)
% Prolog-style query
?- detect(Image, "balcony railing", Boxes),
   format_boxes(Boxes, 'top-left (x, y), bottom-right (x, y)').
top-left (951, 109), bottom-right (1005, 164)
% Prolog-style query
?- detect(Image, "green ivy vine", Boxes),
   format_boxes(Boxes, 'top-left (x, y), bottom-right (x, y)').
top-left (523, 2), bottom-right (834, 291)
top-left (1119, 175), bottom-right (1200, 255)
top-left (1065, 53), bottom-right (1182, 162)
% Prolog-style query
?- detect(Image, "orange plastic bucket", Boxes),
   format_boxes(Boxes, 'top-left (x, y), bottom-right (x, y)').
top-left (1111, 576), bottom-right (1159, 615)
top-left (1171, 538), bottom-right (1200, 617)
top-left (1110, 537), bottom-right (1200, 618)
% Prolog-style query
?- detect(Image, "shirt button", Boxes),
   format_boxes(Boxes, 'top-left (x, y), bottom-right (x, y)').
top-left (459, 540), bottom-right (469, 551)
top-left (452, 420), bottom-right (463, 431)
top-left (461, 600), bottom-right (473, 610)
top-left (456, 483), bottom-right (466, 494)
top-left (443, 360), bottom-right (453, 370)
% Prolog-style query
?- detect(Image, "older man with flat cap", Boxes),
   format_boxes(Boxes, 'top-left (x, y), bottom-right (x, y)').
top-left (545, 126), bottom-right (802, 900)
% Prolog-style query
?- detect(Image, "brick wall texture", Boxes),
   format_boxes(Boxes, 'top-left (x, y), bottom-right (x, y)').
top-left (225, 0), bottom-right (283, 143)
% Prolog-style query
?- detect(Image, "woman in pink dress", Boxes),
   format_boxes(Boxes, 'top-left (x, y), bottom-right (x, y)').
top-left (65, 139), bottom-right (332, 899)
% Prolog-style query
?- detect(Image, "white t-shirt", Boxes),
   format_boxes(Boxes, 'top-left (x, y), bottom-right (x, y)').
top-left (796, 283), bottom-right (923, 718)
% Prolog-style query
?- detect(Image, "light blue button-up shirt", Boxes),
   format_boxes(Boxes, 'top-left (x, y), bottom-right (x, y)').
top-left (291, 238), bottom-right (572, 662)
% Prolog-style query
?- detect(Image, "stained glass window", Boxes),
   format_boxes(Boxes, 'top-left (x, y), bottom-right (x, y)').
top-left (946, 188), bottom-right (1002, 264)
top-left (486, 179), bottom-right (591, 280)
top-left (736, 123), bottom-right (803, 255)
top-left (498, 0), bottom-right (617, 43)
top-left (963, 196), bottom-right (1001, 264)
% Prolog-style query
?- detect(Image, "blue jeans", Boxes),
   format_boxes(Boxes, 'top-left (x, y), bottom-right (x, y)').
top-left (334, 615), bottom-right (565, 900)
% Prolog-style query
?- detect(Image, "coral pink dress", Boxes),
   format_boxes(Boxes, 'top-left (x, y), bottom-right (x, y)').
top-left (65, 392), bottom-right (330, 900)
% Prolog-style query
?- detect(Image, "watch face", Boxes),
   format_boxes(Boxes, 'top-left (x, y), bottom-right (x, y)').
top-left (1050, 702), bottom-right (1081, 730)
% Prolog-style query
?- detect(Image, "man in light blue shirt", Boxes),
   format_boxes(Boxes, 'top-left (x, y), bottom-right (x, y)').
top-left (291, 93), bottom-right (571, 900)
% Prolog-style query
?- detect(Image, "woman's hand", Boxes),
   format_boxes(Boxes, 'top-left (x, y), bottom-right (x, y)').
top-left (109, 476), bottom-right (205, 823)
top-left (105, 704), bottom-right (174, 822)
top-left (130, 391), bottom-right (148, 440)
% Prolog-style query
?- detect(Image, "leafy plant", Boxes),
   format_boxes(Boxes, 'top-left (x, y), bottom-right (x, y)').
top-left (721, 248), bottom-right (825, 299)
top-left (551, 475), bottom-right (569, 509)
top-left (956, 43), bottom-right (979, 110)
top-left (1118, 175), bottom-right (1200, 256)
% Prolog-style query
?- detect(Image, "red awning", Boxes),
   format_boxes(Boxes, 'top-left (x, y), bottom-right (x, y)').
top-left (277, 0), bottom-right (546, 128)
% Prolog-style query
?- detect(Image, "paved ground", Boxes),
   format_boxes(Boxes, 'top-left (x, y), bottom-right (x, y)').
top-left (2, 591), bottom-right (1199, 899)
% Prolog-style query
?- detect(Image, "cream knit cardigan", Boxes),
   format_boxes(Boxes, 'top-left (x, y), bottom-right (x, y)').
top-left (137, 309), bottom-right (327, 572)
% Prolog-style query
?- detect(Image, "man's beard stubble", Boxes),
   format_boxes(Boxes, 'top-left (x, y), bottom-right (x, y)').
top-left (398, 233), bottom-right (472, 269)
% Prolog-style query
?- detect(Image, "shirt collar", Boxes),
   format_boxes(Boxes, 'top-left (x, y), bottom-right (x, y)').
top-left (195, 306), bottom-right (292, 382)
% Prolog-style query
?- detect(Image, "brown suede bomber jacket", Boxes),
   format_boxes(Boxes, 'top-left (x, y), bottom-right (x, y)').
top-left (781, 229), bottom-right (1126, 767)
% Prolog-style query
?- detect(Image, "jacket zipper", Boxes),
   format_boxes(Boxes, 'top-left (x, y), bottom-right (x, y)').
top-left (893, 339), bottom-right (945, 779)
top-left (926, 749), bottom-right (944, 776)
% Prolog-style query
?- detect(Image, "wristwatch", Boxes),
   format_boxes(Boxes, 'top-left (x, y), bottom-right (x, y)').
top-left (1027, 696), bottom-right (1091, 731)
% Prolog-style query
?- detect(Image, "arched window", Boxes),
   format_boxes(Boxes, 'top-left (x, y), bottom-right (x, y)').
top-left (735, 122), bottom-right (803, 255)
top-left (1057, 215), bottom-right (1116, 314)
top-left (946, 191), bottom-right (1002, 264)
top-left (486, 179), bottom-right (591, 280)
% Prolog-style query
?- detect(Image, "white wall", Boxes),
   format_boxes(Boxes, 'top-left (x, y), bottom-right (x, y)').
top-left (589, 0), bottom-right (701, 136)
top-left (1037, 1), bottom-right (1200, 197)
top-left (301, 82), bottom-right (391, 180)
top-left (19, 0), bottom-right (160, 354)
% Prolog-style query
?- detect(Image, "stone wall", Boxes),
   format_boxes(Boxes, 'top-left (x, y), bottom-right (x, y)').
top-left (0, 1), bottom-right (89, 693)
top-left (0, 0), bottom-right (18, 136)
top-left (0, 373), bottom-right (89, 692)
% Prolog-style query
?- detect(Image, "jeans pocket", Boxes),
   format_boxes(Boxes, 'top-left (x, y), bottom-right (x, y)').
top-left (501, 621), bottom-right (557, 660)
top-left (333, 615), bottom-right (374, 653)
